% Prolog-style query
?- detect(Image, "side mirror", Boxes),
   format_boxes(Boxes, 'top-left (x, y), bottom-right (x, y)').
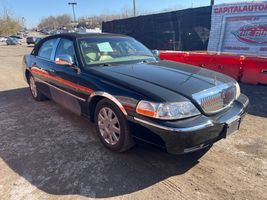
top-left (151, 50), bottom-right (160, 60)
top-left (55, 54), bottom-right (74, 66)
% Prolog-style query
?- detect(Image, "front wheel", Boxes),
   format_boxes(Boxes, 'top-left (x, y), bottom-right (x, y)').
top-left (28, 74), bottom-right (47, 101)
top-left (95, 99), bottom-right (135, 152)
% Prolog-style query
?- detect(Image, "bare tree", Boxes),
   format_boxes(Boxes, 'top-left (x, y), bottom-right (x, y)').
top-left (38, 4), bottom-right (184, 31)
top-left (0, 9), bottom-right (22, 35)
top-left (120, 5), bottom-right (132, 18)
top-left (56, 14), bottom-right (72, 28)
top-left (38, 14), bottom-right (72, 29)
top-left (38, 16), bottom-right (57, 29)
top-left (78, 14), bottom-right (121, 29)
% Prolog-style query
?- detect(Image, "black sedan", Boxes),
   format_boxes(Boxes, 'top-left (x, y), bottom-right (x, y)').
top-left (27, 36), bottom-right (42, 46)
top-left (22, 33), bottom-right (249, 154)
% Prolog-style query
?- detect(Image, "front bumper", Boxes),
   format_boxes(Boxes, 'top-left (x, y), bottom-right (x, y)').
top-left (129, 94), bottom-right (249, 154)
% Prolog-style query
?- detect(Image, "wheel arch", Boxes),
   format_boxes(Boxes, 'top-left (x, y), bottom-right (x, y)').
top-left (25, 69), bottom-right (31, 83)
top-left (88, 91), bottom-right (128, 122)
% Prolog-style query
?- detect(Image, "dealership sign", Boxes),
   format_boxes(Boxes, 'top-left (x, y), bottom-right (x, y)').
top-left (233, 24), bottom-right (267, 45)
top-left (208, 1), bottom-right (267, 56)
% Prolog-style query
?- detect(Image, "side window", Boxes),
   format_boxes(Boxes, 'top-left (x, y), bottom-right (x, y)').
top-left (38, 39), bottom-right (57, 60)
top-left (55, 39), bottom-right (76, 62)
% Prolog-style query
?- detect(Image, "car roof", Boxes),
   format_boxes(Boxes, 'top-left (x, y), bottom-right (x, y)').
top-left (32, 32), bottom-right (130, 56)
top-left (45, 32), bottom-right (128, 40)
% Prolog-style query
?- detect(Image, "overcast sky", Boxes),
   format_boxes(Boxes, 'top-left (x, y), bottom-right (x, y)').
top-left (0, 0), bottom-right (257, 27)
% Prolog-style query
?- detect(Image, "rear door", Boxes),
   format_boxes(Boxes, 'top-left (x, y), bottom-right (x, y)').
top-left (31, 38), bottom-right (59, 97)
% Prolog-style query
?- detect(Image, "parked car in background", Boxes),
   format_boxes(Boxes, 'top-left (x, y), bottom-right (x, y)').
top-left (51, 30), bottom-right (62, 35)
top-left (23, 32), bottom-right (29, 38)
top-left (27, 36), bottom-right (36, 45)
top-left (0, 36), bottom-right (8, 42)
top-left (6, 37), bottom-right (21, 45)
top-left (10, 35), bottom-right (23, 40)
top-left (22, 33), bottom-right (249, 154)
top-left (40, 28), bottom-right (53, 35)
top-left (27, 36), bottom-right (43, 45)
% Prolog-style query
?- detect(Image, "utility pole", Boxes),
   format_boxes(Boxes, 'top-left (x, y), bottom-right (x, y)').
top-left (68, 2), bottom-right (77, 22)
top-left (210, 0), bottom-right (215, 6)
top-left (21, 17), bottom-right (26, 29)
top-left (133, 0), bottom-right (136, 17)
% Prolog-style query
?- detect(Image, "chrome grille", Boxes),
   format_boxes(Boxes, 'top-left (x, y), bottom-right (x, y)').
top-left (192, 84), bottom-right (236, 114)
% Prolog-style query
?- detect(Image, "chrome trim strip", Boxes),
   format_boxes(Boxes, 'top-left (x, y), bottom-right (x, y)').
top-left (236, 94), bottom-right (249, 109)
top-left (133, 117), bottom-right (213, 133)
top-left (193, 83), bottom-right (230, 99)
top-left (242, 96), bottom-right (249, 108)
top-left (184, 143), bottom-right (210, 153)
top-left (35, 77), bottom-right (86, 102)
top-left (225, 115), bottom-right (240, 125)
top-left (89, 92), bottom-right (128, 116)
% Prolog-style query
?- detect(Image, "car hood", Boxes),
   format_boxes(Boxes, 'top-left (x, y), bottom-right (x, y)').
top-left (91, 60), bottom-right (235, 101)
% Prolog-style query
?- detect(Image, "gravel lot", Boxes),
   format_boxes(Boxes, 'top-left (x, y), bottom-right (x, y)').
top-left (0, 42), bottom-right (266, 200)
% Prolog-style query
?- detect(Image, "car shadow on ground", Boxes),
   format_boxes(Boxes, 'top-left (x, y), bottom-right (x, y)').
top-left (0, 87), bottom-right (209, 198)
top-left (0, 84), bottom-right (265, 198)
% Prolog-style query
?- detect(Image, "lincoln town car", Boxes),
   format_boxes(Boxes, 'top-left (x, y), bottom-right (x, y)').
top-left (22, 33), bottom-right (249, 154)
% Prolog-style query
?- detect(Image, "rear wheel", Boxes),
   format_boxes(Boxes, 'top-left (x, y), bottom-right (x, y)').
top-left (28, 74), bottom-right (47, 101)
top-left (95, 99), bottom-right (135, 152)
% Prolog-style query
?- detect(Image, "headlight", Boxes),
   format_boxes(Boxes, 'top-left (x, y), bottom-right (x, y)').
top-left (136, 100), bottom-right (200, 120)
top-left (235, 82), bottom-right (241, 99)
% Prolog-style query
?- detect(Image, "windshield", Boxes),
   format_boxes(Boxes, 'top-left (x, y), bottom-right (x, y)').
top-left (78, 37), bottom-right (155, 66)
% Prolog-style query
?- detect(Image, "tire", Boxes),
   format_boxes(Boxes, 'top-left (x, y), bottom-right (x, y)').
top-left (94, 98), bottom-right (135, 152)
top-left (28, 74), bottom-right (47, 101)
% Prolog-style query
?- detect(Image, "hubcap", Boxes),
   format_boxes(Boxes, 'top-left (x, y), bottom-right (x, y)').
top-left (29, 76), bottom-right (37, 98)
top-left (97, 107), bottom-right (121, 145)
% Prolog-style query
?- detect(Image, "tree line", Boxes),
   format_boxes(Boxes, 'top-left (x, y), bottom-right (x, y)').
top-left (38, 13), bottom-right (134, 30)
top-left (0, 4), bottom-right (185, 34)
top-left (0, 10), bottom-right (22, 36)
top-left (38, 14), bottom-right (73, 29)
top-left (37, 6), bottom-right (153, 30)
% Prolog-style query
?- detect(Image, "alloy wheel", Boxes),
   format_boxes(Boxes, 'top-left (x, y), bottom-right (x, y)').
top-left (97, 107), bottom-right (121, 145)
top-left (29, 76), bottom-right (38, 98)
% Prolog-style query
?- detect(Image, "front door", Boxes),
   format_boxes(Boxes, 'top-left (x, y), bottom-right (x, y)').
top-left (50, 38), bottom-right (84, 115)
